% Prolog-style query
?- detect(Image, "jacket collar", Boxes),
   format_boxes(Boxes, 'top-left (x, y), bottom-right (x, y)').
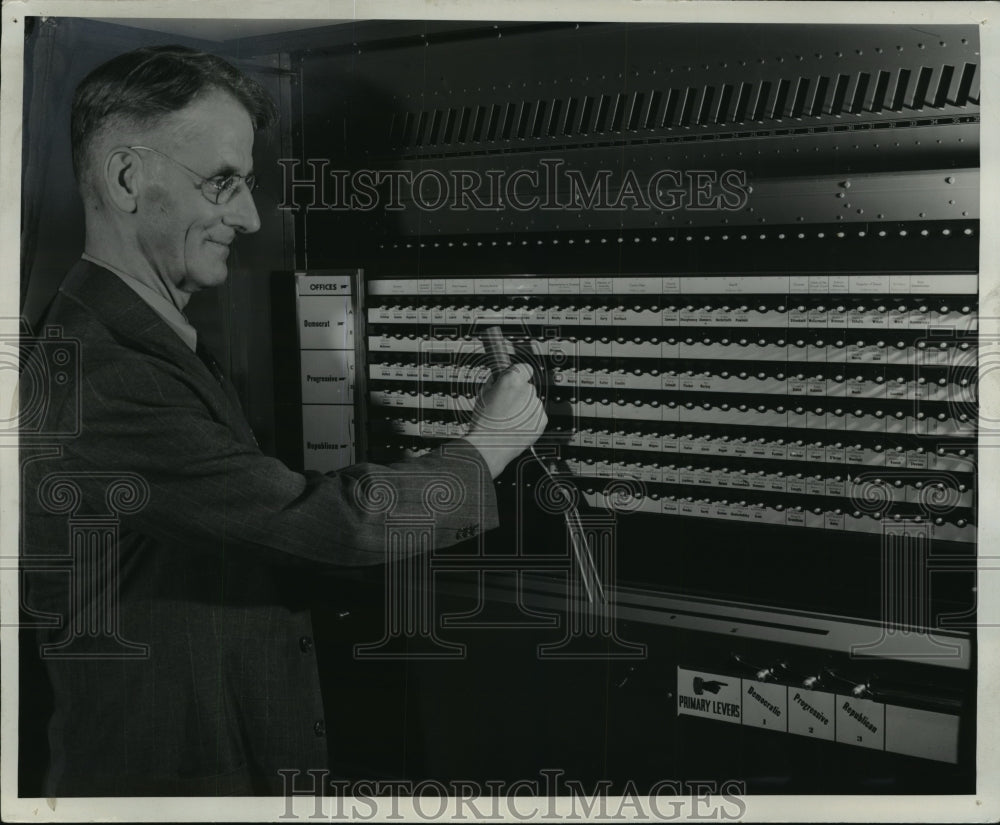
top-left (57, 259), bottom-right (256, 445)
top-left (79, 253), bottom-right (197, 352)
top-left (59, 258), bottom-right (200, 366)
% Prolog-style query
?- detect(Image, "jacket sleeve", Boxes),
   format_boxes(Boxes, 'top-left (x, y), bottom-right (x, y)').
top-left (56, 352), bottom-right (499, 567)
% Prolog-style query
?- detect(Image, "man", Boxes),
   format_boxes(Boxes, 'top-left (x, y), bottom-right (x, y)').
top-left (21, 45), bottom-right (545, 796)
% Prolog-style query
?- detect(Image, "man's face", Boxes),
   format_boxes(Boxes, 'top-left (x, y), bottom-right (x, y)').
top-left (133, 89), bottom-right (260, 294)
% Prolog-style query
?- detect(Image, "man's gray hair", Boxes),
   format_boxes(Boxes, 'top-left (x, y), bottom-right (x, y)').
top-left (71, 44), bottom-right (278, 183)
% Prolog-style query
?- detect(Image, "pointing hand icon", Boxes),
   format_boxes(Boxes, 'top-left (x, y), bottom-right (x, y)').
top-left (693, 677), bottom-right (729, 695)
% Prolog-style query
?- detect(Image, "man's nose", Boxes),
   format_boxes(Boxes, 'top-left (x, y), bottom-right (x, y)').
top-left (224, 184), bottom-right (261, 234)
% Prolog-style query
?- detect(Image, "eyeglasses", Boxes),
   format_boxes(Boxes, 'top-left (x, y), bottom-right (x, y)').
top-left (128, 145), bottom-right (256, 205)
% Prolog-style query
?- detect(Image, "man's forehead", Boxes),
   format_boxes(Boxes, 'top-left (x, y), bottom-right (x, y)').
top-left (156, 91), bottom-right (255, 165)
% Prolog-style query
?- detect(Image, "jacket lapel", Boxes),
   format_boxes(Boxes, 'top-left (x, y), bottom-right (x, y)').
top-left (60, 260), bottom-right (200, 365)
top-left (58, 260), bottom-right (258, 447)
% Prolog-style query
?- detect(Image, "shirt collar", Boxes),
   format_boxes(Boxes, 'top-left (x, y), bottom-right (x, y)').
top-left (80, 253), bottom-right (198, 352)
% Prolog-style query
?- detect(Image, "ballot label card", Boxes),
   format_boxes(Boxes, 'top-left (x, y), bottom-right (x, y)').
top-left (835, 695), bottom-right (886, 751)
top-left (742, 680), bottom-right (789, 731)
top-left (787, 689), bottom-right (837, 741)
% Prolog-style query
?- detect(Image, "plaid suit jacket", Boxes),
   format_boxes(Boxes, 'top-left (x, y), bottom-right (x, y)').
top-left (21, 260), bottom-right (498, 795)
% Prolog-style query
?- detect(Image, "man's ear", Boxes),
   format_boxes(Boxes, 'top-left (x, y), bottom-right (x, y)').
top-left (103, 148), bottom-right (141, 213)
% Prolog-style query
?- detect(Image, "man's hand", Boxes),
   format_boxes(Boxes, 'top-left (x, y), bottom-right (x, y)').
top-left (462, 363), bottom-right (547, 479)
